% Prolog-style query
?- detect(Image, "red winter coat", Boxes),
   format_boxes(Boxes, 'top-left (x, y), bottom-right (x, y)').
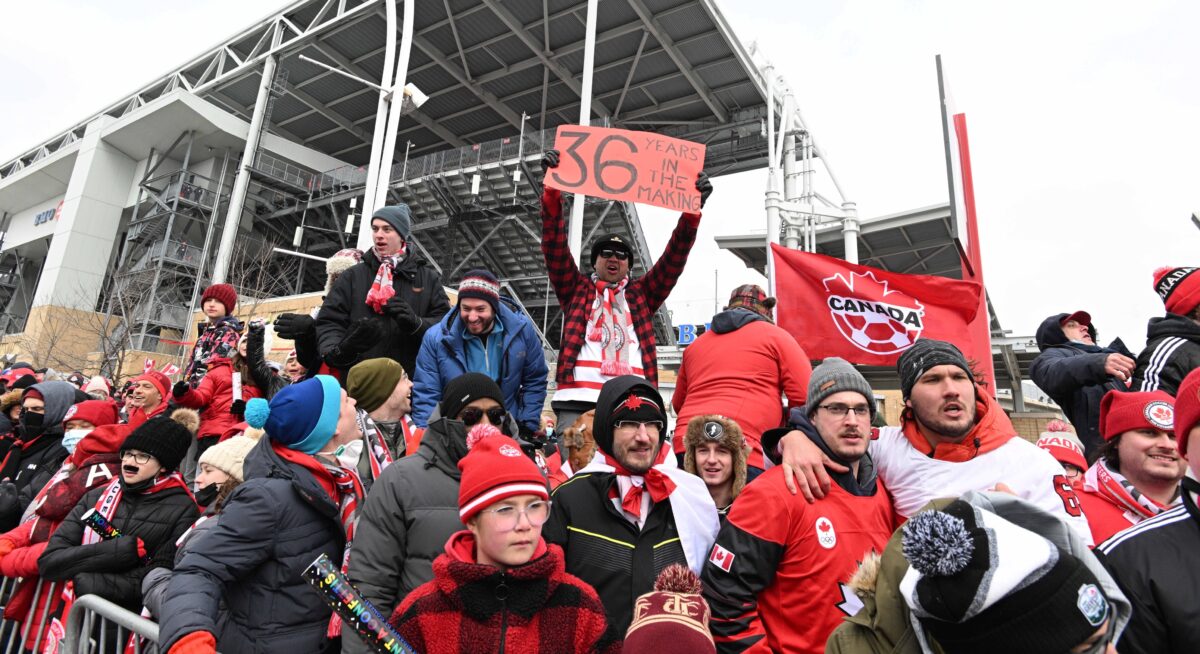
top-left (673, 311), bottom-right (812, 469)
top-left (390, 531), bottom-right (617, 654)
top-left (175, 360), bottom-right (263, 440)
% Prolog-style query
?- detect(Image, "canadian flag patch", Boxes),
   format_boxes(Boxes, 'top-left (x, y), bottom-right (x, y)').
top-left (709, 543), bottom-right (736, 572)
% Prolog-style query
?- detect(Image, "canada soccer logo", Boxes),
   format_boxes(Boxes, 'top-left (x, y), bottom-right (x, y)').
top-left (1144, 401), bottom-right (1174, 431)
top-left (823, 271), bottom-right (925, 355)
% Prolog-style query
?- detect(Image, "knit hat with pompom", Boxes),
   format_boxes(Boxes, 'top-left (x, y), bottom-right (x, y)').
top-left (245, 375), bottom-right (342, 455)
top-left (622, 564), bottom-right (715, 654)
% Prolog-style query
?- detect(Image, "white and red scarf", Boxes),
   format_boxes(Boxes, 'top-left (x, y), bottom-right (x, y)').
top-left (587, 276), bottom-right (633, 376)
top-left (355, 411), bottom-right (395, 481)
top-left (1083, 460), bottom-right (1178, 521)
top-left (364, 244), bottom-right (407, 314)
top-left (82, 473), bottom-right (192, 545)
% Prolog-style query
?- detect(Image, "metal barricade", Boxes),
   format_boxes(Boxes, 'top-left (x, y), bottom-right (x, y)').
top-left (0, 578), bottom-right (67, 654)
top-left (62, 595), bottom-right (160, 654)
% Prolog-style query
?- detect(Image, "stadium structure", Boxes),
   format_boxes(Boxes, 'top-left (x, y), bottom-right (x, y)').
top-left (0, 0), bottom-right (1046, 419)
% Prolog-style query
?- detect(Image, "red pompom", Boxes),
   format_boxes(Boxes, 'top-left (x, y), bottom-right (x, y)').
top-left (1045, 419), bottom-right (1074, 433)
top-left (653, 564), bottom-right (701, 593)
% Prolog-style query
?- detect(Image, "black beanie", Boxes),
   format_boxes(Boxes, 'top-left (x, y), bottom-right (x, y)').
top-left (897, 339), bottom-right (974, 399)
top-left (440, 373), bottom-right (504, 421)
top-left (120, 415), bottom-right (193, 472)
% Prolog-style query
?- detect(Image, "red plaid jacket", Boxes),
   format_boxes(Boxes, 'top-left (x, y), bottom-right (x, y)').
top-left (541, 187), bottom-right (700, 388)
top-left (390, 534), bottom-right (618, 653)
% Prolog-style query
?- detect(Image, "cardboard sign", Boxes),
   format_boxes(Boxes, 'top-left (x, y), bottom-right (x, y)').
top-left (546, 125), bottom-right (706, 213)
top-left (303, 554), bottom-right (416, 654)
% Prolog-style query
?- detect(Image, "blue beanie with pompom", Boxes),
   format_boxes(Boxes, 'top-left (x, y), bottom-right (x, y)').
top-left (245, 375), bottom-right (343, 454)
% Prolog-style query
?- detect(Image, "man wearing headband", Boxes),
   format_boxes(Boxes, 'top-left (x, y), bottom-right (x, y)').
top-left (702, 358), bottom-right (894, 653)
top-left (775, 339), bottom-right (1094, 545)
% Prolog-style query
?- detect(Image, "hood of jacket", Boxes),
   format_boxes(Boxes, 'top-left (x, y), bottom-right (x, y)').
top-left (29, 381), bottom-right (78, 428)
top-left (1035, 314), bottom-right (1132, 356)
top-left (840, 491), bottom-right (1131, 654)
top-left (417, 405), bottom-right (469, 478)
top-left (1145, 312), bottom-right (1200, 341)
top-left (773, 407), bottom-right (878, 496)
top-left (710, 308), bottom-right (768, 334)
top-left (242, 436), bottom-right (340, 520)
top-left (591, 375), bottom-right (665, 457)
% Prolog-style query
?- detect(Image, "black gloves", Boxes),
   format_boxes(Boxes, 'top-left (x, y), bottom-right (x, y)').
top-left (230, 399), bottom-right (246, 418)
top-left (273, 313), bottom-right (315, 340)
top-left (542, 149), bottom-right (560, 170)
top-left (172, 381), bottom-right (190, 398)
top-left (0, 481), bottom-right (18, 518)
top-left (696, 171), bottom-right (713, 208)
top-left (383, 296), bottom-right (422, 333)
top-left (326, 318), bottom-right (383, 367)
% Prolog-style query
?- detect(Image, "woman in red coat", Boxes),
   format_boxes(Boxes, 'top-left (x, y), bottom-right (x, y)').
top-left (173, 347), bottom-right (263, 455)
top-left (390, 436), bottom-right (615, 653)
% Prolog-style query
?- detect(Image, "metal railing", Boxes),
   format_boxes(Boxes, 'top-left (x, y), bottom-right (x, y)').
top-left (0, 578), bottom-right (68, 654)
top-left (254, 152), bottom-right (315, 190)
top-left (62, 595), bottom-right (160, 654)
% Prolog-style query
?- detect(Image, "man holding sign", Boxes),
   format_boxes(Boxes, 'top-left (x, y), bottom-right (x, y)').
top-left (540, 137), bottom-right (712, 431)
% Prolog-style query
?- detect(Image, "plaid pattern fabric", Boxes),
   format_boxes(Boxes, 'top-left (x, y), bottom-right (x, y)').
top-left (390, 543), bottom-right (618, 653)
top-left (541, 188), bottom-right (699, 387)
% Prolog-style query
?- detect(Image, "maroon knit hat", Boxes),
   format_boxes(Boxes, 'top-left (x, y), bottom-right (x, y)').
top-left (1153, 267), bottom-right (1200, 316)
top-left (201, 283), bottom-right (237, 315)
top-left (1174, 367), bottom-right (1200, 459)
top-left (623, 564), bottom-right (716, 654)
top-left (1099, 390), bottom-right (1174, 440)
top-left (457, 435), bottom-right (548, 523)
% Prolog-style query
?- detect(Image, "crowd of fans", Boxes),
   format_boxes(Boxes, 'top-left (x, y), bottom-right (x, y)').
top-left (0, 156), bottom-right (1193, 654)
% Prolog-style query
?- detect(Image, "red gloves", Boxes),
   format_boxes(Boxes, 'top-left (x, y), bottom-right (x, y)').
top-left (168, 631), bottom-right (217, 654)
top-left (136, 537), bottom-right (147, 560)
top-left (0, 539), bottom-right (16, 558)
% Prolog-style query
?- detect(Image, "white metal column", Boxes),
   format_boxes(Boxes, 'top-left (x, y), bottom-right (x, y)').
top-left (567, 0), bottom-right (600, 265)
top-left (358, 0), bottom-right (400, 248)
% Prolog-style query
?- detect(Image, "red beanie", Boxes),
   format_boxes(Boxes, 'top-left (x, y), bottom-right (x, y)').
top-left (457, 436), bottom-right (548, 523)
top-left (1174, 368), bottom-right (1200, 458)
top-left (63, 400), bottom-right (119, 428)
top-left (1099, 390), bottom-right (1174, 440)
top-left (1035, 420), bottom-right (1087, 471)
top-left (71, 423), bottom-right (131, 467)
top-left (201, 283), bottom-right (238, 315)
top-left (1153, 267), bottom-right (1200, 316)
top-left (134, 371), bottom-right (171, 404)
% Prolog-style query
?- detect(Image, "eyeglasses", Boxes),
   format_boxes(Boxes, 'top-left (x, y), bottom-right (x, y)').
top-left (460, 406), bottom-right (507, 427)
top-left (598, 248), bottom-right (630, 261)
top-left (615, 420), bottom-right (663, 435)
top-left (481, 500), bottom-right (552, 531)
top-left (121, 451), bottom-right (152, 464)
top-left (818, 404), bottom-right (871, 418)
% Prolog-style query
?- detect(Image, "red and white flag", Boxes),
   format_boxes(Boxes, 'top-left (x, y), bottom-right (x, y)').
top-left (143, 358), bottom-right (155, 374)
top-left (160, 363), bottom-right (180, 376)
top-left (771, 245), bottom-right (984, 368)
top-left (708, 543), bottom-right (736, 572)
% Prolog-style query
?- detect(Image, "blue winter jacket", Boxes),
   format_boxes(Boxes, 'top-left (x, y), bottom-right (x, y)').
top-left (412, 302), bottom-right (549, 432)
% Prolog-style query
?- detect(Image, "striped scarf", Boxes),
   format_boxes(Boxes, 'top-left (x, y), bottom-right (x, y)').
top-left (83, 473), bottom-right (193, 545)
top-left (587, 276), bottom-right (633, 376)
top-left (1084, 459), bottom-right (1178, 520)
top-left (365, 244), bottom-right (407, 314)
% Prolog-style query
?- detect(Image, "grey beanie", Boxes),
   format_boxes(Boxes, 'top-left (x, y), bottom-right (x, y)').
top-left (806, 358), bottom-right (875, 420)
top-left (897, 339), bottom-right (974, 399)
top-left (371, 205), bottom-right (413, 240)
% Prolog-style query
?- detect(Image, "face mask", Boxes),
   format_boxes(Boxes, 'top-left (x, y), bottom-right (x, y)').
top-left (20, 411), bottom-right (45, 439)
top-left (195, 483), bottom-right (219, 507)
top-left (62, 429), bottom-right (89, 454)
top-left (335, 439), bottom-right (363, 470)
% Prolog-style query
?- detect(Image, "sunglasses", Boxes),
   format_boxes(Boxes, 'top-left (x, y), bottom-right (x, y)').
top-left (460, 406), bottom-right (507, 427)
top-left (597, 248), bottom-right (629, 261)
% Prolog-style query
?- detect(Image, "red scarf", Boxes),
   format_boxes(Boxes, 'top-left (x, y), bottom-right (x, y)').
top-left (365, 245), bottom-right (407, 314)
top-left (82, 473), bottom-right (193, 545)
top-left (603, 454), bottom-right (676, 520)
top-left (588, 277), bottom-right (633, 376)
top-left (900, 391), bottom-right (1016, 462)
top-left (1083, 459), bottom-right (1176, 520)
top-left (271, 442), bottom-right (364, 638)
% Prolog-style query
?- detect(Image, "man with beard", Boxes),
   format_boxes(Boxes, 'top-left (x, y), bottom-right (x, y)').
top-left (774, 339), bottom-right (1094, 544)
top-left (1076, 390), bottom-right (1185, 544)
top-left (412, 269), bottom-right (548, 434)
top-left (346, 358), bottom-right (419, 487)
top-left (543, 376), bottom-right (718, 640)
top-left (702, 358), bottom-right (894, 653)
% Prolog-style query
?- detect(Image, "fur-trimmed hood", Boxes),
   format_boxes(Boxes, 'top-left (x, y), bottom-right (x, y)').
top-left (681, 414), bottom-right (749, 499)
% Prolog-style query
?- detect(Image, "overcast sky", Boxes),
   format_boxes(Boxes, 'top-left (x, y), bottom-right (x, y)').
top-left (2, 0), bottom-right (1198, 352)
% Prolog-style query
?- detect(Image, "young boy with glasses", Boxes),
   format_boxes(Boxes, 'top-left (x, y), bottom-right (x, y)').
top-left (389, 435), bottom-right (614, 653)
top-left (701, 358), bottom-right (895, 654)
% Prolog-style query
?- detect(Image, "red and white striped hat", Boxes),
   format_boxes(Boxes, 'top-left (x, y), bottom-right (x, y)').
top-left (457, 435), bottom-right (548, 522)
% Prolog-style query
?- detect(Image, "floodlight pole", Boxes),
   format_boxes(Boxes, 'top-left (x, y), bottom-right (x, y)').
top-left (568, 0), bottom-right (600, 265)
top-left (763, 64), bottom-right (781, 297)
top-left (359, 0), bottom-right (398, 250)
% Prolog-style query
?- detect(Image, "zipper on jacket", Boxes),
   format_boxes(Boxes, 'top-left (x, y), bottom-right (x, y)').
top-left (496, 573), bottom-right (509, 654)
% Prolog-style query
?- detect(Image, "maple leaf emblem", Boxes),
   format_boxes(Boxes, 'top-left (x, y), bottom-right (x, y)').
top-left (623, 395), bottom-right (646, 411)
top-left (822, 271), bottom-right (926, 355)
top-left (818, 519), bottom-right (831, 533)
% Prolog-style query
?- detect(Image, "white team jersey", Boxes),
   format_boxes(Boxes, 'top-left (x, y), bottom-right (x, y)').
top-left (872, 426), bottom-right (1094, 546)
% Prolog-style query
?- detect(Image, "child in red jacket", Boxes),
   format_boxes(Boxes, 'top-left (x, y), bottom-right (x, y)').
top-left (389, 435), bottom-right (615, 653)
top-left (184, 284), bottom-right (243, 384)
top-left (173, 343), bottom-right (263, 456)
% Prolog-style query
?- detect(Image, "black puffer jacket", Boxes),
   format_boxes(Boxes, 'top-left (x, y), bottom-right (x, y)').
top-left (158, 437), bottom-right (346, 654)
top-left (0, 381), bottom-right (79, 531)
top-left (1030, 314), bottom-right (1132, 459)
top-left (342, 408), bottom-right (467, 654)
top-left (316, 249), bottom-right (450, 377)
top-left (1132, 313), bottom-right (1200, 396)
top-left (38, 479), bottom-right (199, 612)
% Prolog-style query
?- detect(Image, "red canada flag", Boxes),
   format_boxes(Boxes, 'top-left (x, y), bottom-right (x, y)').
top-left (772, 245), bottom-right (984, 367)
